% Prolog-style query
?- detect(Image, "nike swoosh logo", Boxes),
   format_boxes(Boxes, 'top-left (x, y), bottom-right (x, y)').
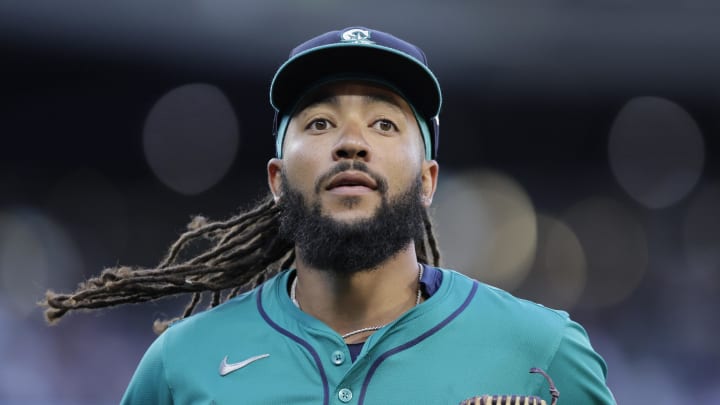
top-left (219, 354), bottom-right (270, 376)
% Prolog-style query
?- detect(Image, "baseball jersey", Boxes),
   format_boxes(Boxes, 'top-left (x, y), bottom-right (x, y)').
top-left (121, 267), bottom-right (615, 404)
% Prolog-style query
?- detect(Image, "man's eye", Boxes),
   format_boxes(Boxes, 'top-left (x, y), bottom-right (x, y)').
top-left (374, 119), bottom-right (397, 132)
top-left (307, 119), bottom-right (331, 131)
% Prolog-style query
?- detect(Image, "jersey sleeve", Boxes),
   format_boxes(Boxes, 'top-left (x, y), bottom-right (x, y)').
top-left (120, 332), bottom-right (174, 405)
top-left (545, 319), bottom-right (616, 404)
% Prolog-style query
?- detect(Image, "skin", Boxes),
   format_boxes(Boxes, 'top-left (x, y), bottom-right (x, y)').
top-left (268, 81), bottom-right (439, 342)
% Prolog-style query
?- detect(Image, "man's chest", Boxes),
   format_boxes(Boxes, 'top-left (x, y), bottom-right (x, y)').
top-left (166, 335), bottom-right (550, 405)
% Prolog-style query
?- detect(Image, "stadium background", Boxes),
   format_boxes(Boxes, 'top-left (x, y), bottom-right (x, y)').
top-left (1, 1), bottom-right (719, 402)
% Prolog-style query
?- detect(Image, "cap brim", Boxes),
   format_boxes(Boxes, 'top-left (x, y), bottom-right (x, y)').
top-left (270, 43), bottom-right (441, 120)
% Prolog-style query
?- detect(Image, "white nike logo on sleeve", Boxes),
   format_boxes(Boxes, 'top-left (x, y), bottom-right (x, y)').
top-left (218, 354), bottom-right (270, 376)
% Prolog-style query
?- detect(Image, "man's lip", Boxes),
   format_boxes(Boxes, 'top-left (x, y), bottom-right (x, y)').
top-left (325, 171), bottom-right (378, 191)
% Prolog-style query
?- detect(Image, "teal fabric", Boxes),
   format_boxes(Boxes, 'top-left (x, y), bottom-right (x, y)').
top-left (121, 268), bottom-right (615, 404)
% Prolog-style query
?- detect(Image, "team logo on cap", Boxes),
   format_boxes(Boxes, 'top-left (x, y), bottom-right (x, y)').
top-left (341, 28), bottom-right (375, 44)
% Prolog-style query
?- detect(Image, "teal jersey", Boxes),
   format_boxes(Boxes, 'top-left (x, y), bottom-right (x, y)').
top-left (121, 268), bottom-right (615, 404)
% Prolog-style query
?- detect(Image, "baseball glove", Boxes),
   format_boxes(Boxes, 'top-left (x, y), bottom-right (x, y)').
top-left (459, 368), bottom-right (559, 405)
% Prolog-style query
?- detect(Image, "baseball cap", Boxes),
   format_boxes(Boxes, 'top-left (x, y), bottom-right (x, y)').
top-left (270, 26), bottom-right (442, 160)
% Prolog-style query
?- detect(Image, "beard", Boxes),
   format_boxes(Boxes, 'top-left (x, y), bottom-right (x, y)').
top-left (277, 161), bottom-right (426, 275)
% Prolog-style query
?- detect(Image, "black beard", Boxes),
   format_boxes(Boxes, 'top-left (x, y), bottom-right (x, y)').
top-left (277, 162), bottom-right (426, 275)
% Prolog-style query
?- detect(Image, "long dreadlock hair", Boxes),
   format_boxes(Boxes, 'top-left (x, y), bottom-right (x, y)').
top-left (42, 195), bottom-right (441, 333)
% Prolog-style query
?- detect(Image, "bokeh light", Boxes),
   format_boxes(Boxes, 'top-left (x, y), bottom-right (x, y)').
top-left (433, 170), bottom-right (537, 291)
top-left (513, 215), bottom-right (587, 310)
top-left (143, 83), bottom-right (240, 195)
top-left (564, 197), bottom-right (648, 308)
top-left (0, 208), bottom-right (83, 317)
top-left (608, 96), bottom-right (705, 209)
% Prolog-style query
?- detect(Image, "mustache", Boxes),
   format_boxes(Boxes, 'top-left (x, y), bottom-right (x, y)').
top-left (313, 161), bottom-right (389, 195)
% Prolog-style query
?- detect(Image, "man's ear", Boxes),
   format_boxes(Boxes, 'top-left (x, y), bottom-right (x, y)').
top-left (421, 160), bottom-right (439, 207)
top-left (267, 158), bottom-right (284, 202)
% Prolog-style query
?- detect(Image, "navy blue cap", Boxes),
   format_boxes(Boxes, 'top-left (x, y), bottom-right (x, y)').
top-left (270, 27), bottom-right (442, 160)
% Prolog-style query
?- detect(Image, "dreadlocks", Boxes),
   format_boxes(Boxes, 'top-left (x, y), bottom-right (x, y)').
top-left (42, 195), bottom-right (441, 333)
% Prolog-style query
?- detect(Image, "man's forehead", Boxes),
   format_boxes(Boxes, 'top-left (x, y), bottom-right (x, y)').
top-left (293, 81), bottom-right (410, 116)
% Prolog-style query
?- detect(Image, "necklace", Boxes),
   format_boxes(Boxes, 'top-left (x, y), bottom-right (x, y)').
top-left (290, 264), bottom-right (425, 339)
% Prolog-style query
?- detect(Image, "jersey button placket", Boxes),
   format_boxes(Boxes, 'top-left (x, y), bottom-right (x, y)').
top-left (338, 388), bottom-right (353, 403)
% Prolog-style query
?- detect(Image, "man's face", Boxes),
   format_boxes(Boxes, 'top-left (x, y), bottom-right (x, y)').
top-left (268, 81), bottom-right (438, 224)
top-left (267, 81), bottom-right (439, 272)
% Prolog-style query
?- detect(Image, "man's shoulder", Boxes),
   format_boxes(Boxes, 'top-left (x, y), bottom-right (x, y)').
top-left (438, 269), bottom-right (613, 403)
top-left (442, 268), bottom-right (570, 331)
top-left (171, 290), bottom-right (258, 330)
top-left (160, 274), bottom-right (283, 348)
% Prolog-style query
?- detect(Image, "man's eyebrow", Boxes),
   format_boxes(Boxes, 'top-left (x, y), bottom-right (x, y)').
top-left (294, 92), bottom-right (406, 116)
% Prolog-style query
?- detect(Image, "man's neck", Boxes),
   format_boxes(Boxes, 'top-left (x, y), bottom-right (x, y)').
top-left (292, 243), bottom-right (422, 341)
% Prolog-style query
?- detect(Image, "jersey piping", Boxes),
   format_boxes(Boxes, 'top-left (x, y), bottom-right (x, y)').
top-left (357, 281), bottom-right (479, 404)
top-left (256, 284), bottom-right (330, 405)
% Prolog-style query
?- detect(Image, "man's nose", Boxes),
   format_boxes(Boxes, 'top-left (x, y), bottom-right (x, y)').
top-left (332, 122), bottom-right (371, 161)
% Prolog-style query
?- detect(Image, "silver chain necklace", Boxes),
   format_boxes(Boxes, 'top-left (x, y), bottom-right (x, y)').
top-left (290, 264), bottom-right (425, 339)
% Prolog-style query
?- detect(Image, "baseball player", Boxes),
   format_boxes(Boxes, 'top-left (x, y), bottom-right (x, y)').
top-left (44, 27), bottom-right (615, 404)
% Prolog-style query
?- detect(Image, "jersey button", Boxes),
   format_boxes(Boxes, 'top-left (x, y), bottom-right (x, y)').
top-left (331, 350), bottom-right (345, 365)
top-left (338, 388), bottom-right (353, 403)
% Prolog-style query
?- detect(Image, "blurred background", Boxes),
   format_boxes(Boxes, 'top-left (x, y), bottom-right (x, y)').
top-left (1, 1), bottom-right (719, 403)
